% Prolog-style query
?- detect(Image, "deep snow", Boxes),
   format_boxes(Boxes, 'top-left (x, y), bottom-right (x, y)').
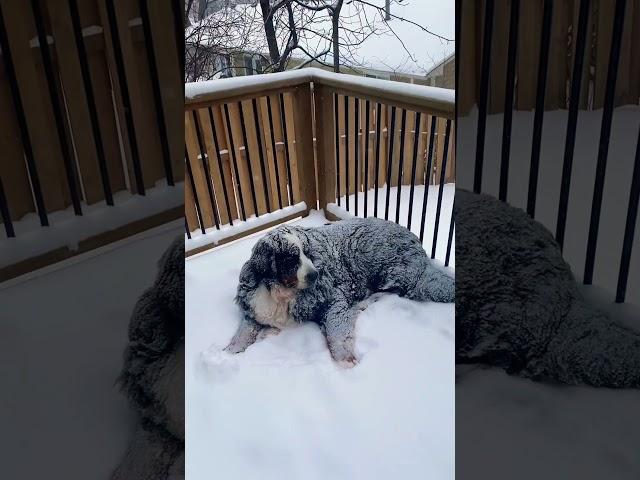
top-left (186, 210), bottom-right (455, 480)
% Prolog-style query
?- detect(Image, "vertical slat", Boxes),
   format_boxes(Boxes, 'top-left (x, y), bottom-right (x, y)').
top-left (488, 0), bottom-right (510, 114)
top-left (237, 101), bottom-right (260, 216)
top-left (395, 108), bottom-right (407, 224)
top-left (0, 177), bottom-right (15, 237)
top-left (445, 212), bottom-right (454, 267)
top-left (100, 0), bottom-right (162, 191)
top-left (283, 93), bottom-right (301, 203)
top-left (223, 102), bottom-right (248, 220)
top-left (210, 104), bottom-right (239, 221)
top-left (279, 93), bottom-right (294, 206)
top-left (593, 0), bottom-right (616, 109)
top-left (252, 98), bottom-right (271, 213)
top-left (584, 0), bottom-right (628, 284)
top-left (354, 97), bottom-right (360, 216)
top-left (315, 85), bottom-right (337, 212)
top-left (363, 99), bottom-right (371, 217)
top-left (69, 0), bottom-right (114, 204)
top-left (527, 0), bottom-right (554, 217)
top-left (334, 93), bottom-right (341, 207)
top-left (0, 1), bottom-right (49, 224)
top-left (264, 95), bottom-right (284, 209)
top-left (197, 108), bottom-right (231, 225)
top-left (499, 0), bottom-right (520, 202)
top-left (344, 95), bottom-right (350, 211)
top-left (185, 146), bottom-right (205, 234)
top-left (546, 0), bottom-right (571, 109)
top-left (147, 0), bottom-right (182, 181)
top-left (78, 0), bottom-right (127, 196)
top-left (615, 125), bottom-right (640, 302)
top-left (139, 0), bottom-right (173, 185)
top-left (474, 0), bottom-right (494, 193)
top-left (32, 0), bottom-right (82, 215)
top-left (46, 0), bottom-right (102, 204)
top-left (384, 106), bottom-right (397, 220)
top-left (432, 119), bottom-right (452, 259)
top-left (193, 110), bottom-right (220, 229)
top-left (208, 106), bottom-right (235, 225)
top-left (517, 0), bottom-right (543, 109)
top-left (373, 102), bottom-right (382, 217)
top-left (420, 117), bottom-right (438, 243)
top-left (556, 0), bottom-right (591, 248)
top-left (458, 0), bottom-right (477, 116)
top-left (185, 218), bottom-right (191, 239)
top-left (292, 84), bottom-right (317, 210)
top-left (407, 112), bottom-right (422, 230)
top-left (185, 112), bottom-right (214, 228)
top-left (0, 50), bottom-right (35, 223)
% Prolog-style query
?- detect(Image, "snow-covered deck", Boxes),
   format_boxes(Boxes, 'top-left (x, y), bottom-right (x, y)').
top-left (185, 210), bottom-right (455, 480)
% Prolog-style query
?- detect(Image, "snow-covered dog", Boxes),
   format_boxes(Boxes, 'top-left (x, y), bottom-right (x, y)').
top-left (225, 217), bottom-right (455, 366)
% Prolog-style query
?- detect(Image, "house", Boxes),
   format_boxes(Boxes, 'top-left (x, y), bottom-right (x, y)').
top-left (423, 52), bottom-right (454, 89)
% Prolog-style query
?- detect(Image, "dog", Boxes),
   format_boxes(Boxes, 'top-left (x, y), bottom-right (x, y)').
top-left (225, 217), bottom-right (455, 366)
top-left (113, 237), bottom-right (185, 480)
top-left (455, 189), bottom-right (640, 388)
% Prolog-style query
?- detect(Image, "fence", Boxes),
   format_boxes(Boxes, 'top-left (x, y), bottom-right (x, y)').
top-left (184, 68), bottom-right (456, 265)
top-left (458, 0), bottom-right (640, 304)
top-left (0, 0), bottom-right (183, 281)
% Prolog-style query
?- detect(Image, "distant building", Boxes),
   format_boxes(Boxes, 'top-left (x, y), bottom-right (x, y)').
top-left (423, 52), bottom-right (454, 89)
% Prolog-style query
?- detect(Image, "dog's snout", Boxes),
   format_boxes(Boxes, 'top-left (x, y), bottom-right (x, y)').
top-left (306, 269), bottom-right (318, 284)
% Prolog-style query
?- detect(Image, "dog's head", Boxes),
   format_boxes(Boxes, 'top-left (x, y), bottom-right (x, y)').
top-left (240, 226), bottom-right (319, 293)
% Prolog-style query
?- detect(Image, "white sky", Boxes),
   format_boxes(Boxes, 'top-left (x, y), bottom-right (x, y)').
top-left (346, 0), bottom-right (455, 75)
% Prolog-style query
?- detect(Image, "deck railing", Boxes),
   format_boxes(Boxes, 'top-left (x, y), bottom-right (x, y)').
top-left (185, 68), bottom-right (456, 264)
top-left (0, 0), bottom-right (183, 281)
top-left (458, 0), bottom-right (640, 304)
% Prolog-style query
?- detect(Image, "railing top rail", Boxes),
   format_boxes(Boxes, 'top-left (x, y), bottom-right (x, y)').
top-left (185, 67), bottom-right (455, 118)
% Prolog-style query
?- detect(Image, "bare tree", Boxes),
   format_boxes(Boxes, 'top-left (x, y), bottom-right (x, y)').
top-left (185, 0), bottom-right (453, 81)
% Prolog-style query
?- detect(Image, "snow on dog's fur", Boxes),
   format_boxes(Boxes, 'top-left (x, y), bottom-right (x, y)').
top-left (225, 217), bottom-right (455, 366)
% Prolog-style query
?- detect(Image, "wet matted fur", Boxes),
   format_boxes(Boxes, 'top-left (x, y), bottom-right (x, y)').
top-left (225, 217), bottom-right (455, 365)
top-left (455, 189), bottom-right (640, 388)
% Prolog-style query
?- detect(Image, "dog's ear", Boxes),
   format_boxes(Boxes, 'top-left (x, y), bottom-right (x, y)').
top-left (239, 239), bottom-right (274, 288)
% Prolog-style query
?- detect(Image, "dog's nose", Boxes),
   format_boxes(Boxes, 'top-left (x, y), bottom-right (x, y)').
top-left (306, 269), bottom-right (318, 284)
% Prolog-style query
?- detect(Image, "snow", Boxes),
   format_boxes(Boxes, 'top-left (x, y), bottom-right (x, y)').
top-left (186, 210), bottom-right (454, 480)
top-left (185, 201), bottom-right (307, 252)
top-left (457, 105), bottom-right (640, 307)
top-left (0, 182), bottom-right (184, 269)
top-left (0, 220), bottom-right (183, 479)
top-left (457, 364), bottom-right (640, 479)
top-left (185, 67), bottom-right (455, 111)
top-left (328, 183), bottom-right (455, 267)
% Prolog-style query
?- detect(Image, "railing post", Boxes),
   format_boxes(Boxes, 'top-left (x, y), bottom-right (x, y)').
top-left (292, 83), bottom-right (318, 210)
top-left (312, 84), bottom-right (337, 213)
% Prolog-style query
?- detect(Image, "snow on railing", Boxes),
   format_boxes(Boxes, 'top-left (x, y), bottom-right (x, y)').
top-left (185, 67), bottom-right (455, 261)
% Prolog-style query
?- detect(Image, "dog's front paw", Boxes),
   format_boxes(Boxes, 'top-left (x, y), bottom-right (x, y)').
top-left (223, 342), bottom-right (245, 354)
top-left (330, 348), bottom-right (358, 368)
top-left (336, 355), bottom-right (358, 369)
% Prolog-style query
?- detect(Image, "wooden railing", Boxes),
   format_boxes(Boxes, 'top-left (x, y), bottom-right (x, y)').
top-left (185, 68), bottom-right (456, 261)
top-left (0, 0), bottom-right (183, 281)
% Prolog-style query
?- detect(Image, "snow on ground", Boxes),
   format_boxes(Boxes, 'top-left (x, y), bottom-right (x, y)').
top-left (456, 364), bottom-right (640, 479)
top-left (0, 181), bottom-right (184, 269)
top-left (0, 220), bottom-right (183, 479)
top-left (329, 183), bottom-right (455, 267)
top-left (186, 210), bottom-right (454, 480)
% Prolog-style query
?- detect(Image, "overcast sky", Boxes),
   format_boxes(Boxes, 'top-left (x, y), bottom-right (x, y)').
top-left (346, 0), bottom-right (455, 75)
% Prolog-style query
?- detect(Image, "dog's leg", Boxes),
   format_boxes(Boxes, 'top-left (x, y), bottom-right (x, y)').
top-left (322, 300), bottom-right (360, 368)
top-left (224, 317), bottom-right (263, 354)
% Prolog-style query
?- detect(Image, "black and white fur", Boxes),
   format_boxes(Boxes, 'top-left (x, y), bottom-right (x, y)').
top-left (225, 217), bottom-right (455, 366)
